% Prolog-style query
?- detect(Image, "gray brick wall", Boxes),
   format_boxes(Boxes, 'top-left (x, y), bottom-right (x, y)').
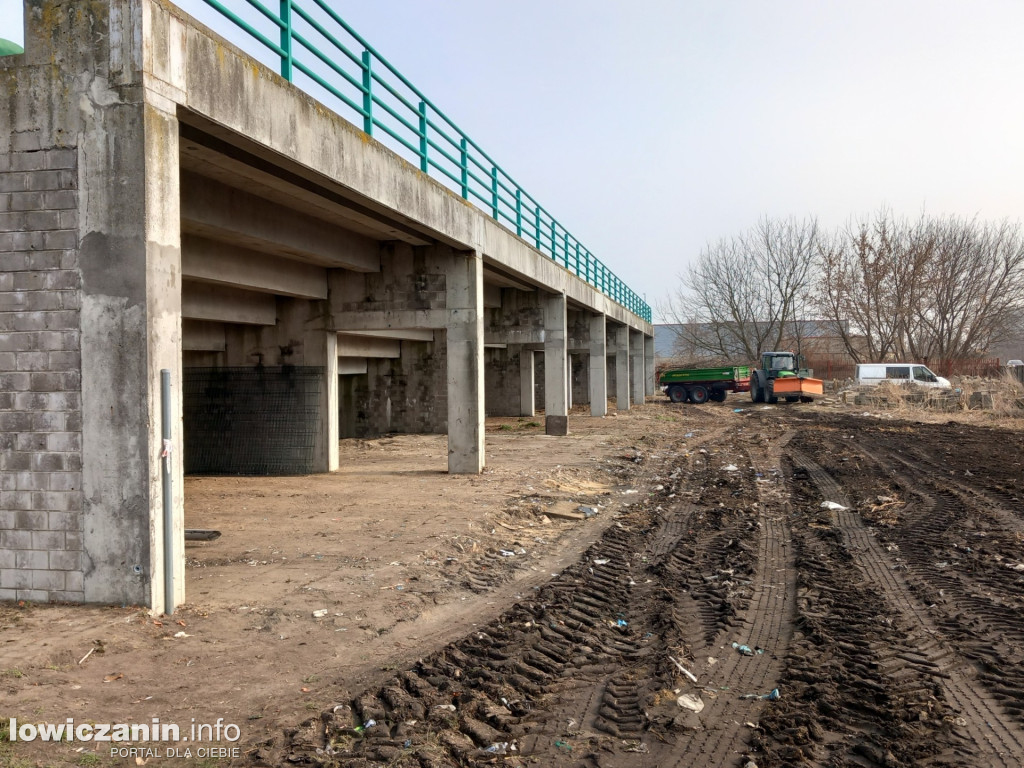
top-left (0, 148), bottom-right (84, 603)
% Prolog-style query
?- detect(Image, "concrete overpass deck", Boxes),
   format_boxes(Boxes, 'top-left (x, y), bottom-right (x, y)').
top-left (0, 0), bottom-right (653, 610)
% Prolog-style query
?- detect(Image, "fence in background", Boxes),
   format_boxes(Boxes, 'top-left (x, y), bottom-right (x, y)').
top-left (198, 0), bottom-right (651, 322)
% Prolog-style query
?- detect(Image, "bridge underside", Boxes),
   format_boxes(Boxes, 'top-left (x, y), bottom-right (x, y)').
top-left (0, 1), bottom-right (652, 609)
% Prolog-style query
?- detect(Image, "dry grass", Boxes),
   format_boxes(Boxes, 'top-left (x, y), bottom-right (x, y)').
top-left (832, 373), bottom-right (1024, 428)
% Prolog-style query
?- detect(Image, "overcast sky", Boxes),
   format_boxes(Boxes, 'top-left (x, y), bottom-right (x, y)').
top-left (3, 1), bottom-right (1022, 320)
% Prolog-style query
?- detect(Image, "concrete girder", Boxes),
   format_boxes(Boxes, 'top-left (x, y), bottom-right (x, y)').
top-left (181, 234), bottom-right (328, 299)
top-left (181, 281), bottom-right (277, 325)
top-left (342, 329), bottom-right (435, 342)
top-left (183, 320), bottom-right (226, 351)
top-left (337, 333), bottom-right (401, 358)
top-left (180, 172), bottom-right (380, 272)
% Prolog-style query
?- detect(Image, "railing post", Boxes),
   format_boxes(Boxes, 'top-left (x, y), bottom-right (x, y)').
top-left (534, 206), bottom-right (541, 249)
top-left (279, 0), bottom-right (293, 80)
top-left (361, 50), bottom-right (373, 135)
top-left (550, 220), bottom-right (557, 263)
top-left (563, 232), bottom-right (569, 270)
top-left (459, 138), bottom-right (469, 199)
top-left (491, 166), bottom-right (499, 220)
top-left (515, 189), bottom-right (522, 237)
top-left (417, 101), bottom-right (428, 172)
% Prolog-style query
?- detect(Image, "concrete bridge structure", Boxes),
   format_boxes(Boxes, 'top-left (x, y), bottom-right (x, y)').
top-left (0, 1), bottom-right (653, 610)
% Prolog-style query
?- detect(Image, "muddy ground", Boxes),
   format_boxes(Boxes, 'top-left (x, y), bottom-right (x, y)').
top-left (3, 393), bottom-right (1024, 767)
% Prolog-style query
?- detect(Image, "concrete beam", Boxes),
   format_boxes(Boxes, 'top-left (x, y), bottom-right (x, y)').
top-left (342, 329), bottom-right (434, 342)
top-left (589, 314), bottom-right (608, 417)
top-left (331, 309), bottom-right (448, 331)
top-left (181, 234), bottom-right (328, 299)
top-left (544, 293), bottom-right (569, 435)
top-left (338, 357), bottom-right (368, 375)
top-left (337, 333), bottom-right (401, 358)
top-left (183, 320), bottom-right (226, 352)
top-left (483, 282), bottom-right (502, 309)
top-left (182, 281), bottom-right (277, 325)
top-left (180, 172), bottom-right (380, 272)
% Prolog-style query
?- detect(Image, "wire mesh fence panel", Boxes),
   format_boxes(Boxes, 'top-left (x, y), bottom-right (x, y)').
top-left (184, 366), bottom-right (323, 475)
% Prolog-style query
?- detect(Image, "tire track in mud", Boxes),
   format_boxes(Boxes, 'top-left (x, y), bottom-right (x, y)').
top-left (781, 445), bottom-right (1024, 767)
top-left (268, 425), bottom-right (795, 768)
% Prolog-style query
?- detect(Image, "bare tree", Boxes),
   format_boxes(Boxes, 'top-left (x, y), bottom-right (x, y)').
top-left (660, 216), bottom-right (819, 363)
top-left (815, 210), bottom-right (1024, 367)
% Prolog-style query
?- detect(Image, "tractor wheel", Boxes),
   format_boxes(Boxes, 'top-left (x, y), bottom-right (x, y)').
top-left (668, 385), bottom-right (687, 403)
top-left (785, 396), bottom-right (799, 403)
top-left (767, 393), bottom-right (779, 404)
top-left (750, 376), bottom-right (764, 403)
top-left (689, 385), bottom-right (709, 405)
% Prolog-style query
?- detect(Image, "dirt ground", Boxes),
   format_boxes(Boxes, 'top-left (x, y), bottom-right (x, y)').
top-left (3, 388), bottom-right (1024, 767)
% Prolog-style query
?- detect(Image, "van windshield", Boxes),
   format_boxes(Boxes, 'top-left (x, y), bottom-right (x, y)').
top-left (913, 366), bottom-right (937, 382)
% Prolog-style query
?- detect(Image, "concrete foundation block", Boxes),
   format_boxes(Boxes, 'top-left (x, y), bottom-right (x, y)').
top-left (545, 415), bottom-right (568, 436)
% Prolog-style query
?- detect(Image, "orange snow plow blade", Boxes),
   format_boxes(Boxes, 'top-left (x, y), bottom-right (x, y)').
top-left (772, 376), bottom-right (824, 396)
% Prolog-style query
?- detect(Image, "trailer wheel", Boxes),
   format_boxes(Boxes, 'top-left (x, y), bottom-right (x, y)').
top-left (667, 385), bottom-right (687, 403)
top-left (785, 396), bottom-right (799, 403)
top-left (689, 385), bottom-right (709, 404)
top-left (710, 388), bottom-right (727, 403)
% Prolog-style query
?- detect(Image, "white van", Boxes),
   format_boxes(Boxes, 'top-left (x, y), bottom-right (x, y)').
top-left (855, 363), bottom-right (951, 389)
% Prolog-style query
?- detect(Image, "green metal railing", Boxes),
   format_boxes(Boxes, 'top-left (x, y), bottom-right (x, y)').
top-left (199, 0), bottom-right (651, 323)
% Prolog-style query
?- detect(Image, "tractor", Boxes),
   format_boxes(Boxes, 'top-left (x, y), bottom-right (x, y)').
top-left (749, 351), bottom-right (823, 404)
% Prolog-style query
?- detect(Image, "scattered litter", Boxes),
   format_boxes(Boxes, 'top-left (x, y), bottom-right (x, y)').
top-left (434, 704), bottom-right (456, 712)
top-left (554, 740), bottom-right (573, 751)
top-left (732, 642), bottom-right (754, 656)
top-left (173, 631), bottom-right (190, 638)
top-left (615, 619), bottom-right (628, 628)
top-left (707, 656), bottom-right (718, 666)
top-left (623, 489), bottom-right (639, 495)
top-left (103, 673), bottom-right (123, 683)
top-left (722, 464), bottom-right (739, 472)
top-left (740, 688), bottom-right (780, 701)
top-left (499, 550), bottom-right (516, 557)
top-left (312, 609), bottom-right (328, 618)
top-left (353, 719), bottom-right (376, 733)
top-left (821, 501), bottom-right (848, 511)
top-left (668, 655), bottom-right (698, 683)
top-left (623, 741), bottom-right (649, 753)
top-left (578, 505), bottom-right (599, 518)
top-left (733, 408), bottom-right (745, 413)
top-left (593, 558), bottom-right (610, 565)
top-left (684, 432), bottom-right (694, 438)
top-left (676, 694), bottom-right (704, 712)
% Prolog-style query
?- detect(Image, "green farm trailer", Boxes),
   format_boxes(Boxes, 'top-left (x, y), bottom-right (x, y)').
top-left (658, 365), bottom-right (752, 404)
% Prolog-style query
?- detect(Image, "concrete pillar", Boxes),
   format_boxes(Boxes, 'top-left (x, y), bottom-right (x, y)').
top-left (589, 314), bottom-right (608, 417)
top-left (645, 334), bottom-right (656, 396)
top-left (631, 329), bottom-right (645, 405)
top-left (447, 251), bottom-right (485, 473)
top-left (615, 324), bottom-right (631, 411)
top-left (544, 293), bottom-right (569, 435)
top-left (520, 348), bottom-right (535, 416)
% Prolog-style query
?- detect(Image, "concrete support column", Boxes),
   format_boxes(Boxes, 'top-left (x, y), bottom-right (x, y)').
top-left (313, 331), bottom-right (339, 472)
top-left (447, 251), bottom-right (485, 473)
top-left (519, 348), bottom-right (535, 416)
top-left (544, 293), bottom-right (569, 435)
top-left (645, 334), bottom-right (656, 396)
top-left (630, 329), bottom-right (645, 405)
top-left (589, 314), bottom-right (608, 417)
top-left (81, 100), bottom-right (184, 609)
top-left (614, 325), bottom-right (631, 411)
